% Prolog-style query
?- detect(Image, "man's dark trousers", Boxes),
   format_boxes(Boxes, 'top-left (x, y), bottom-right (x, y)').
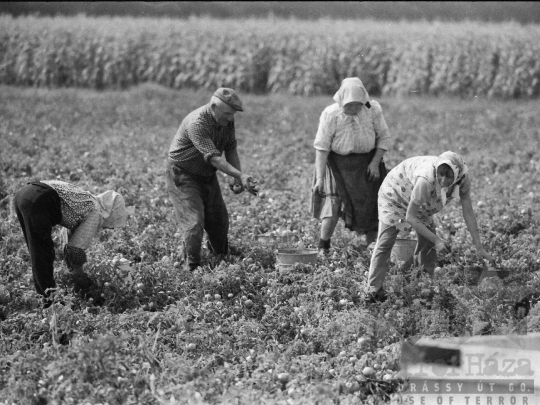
top-left (166, 165), bottom-right (229, 270)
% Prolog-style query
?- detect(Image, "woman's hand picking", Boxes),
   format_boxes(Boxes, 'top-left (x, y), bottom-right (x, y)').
top-left (70, 264), bottom-right (85, 276)
top-left (434, 237), bottom-right (451, 255)
top-left (476, 248), bottom-right (496, 267)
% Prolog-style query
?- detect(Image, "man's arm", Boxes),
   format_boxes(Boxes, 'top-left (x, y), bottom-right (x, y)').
top-left (224, 149), bottom-right (245, 189)
top-left (224, 148), bottom-right (241, 173)
top-left (210, 150), bottom-right (252, 189)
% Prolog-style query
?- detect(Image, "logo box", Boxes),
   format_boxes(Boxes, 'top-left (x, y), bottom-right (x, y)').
top-left (392, 333), bottom-right (540, 404)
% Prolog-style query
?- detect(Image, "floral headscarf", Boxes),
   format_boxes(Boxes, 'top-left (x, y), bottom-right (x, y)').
top-left (94, 190), bottom-right (127, 228)
top-left (333, 77), bottom-right (370, 108)
top-left (436, 151), bottom-right (468, 205)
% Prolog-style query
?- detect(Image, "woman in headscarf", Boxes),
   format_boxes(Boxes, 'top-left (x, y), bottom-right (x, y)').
top-left (365, 151), bottom-right (496, 303)
top-left (13, 180), bottom-right (128, 307)
top-left (311, 77), bottom-right (391, 253)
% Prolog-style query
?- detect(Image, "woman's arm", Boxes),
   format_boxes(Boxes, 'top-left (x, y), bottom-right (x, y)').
top-left (406, 202), bottom-right (450, 254)
top-left (367, 102), bottom-right (390, 182)
top-left (312, 150), bottom-right (330, 195)
top-left (367, 148), bottom-right (386, 182)
top-left (406, 178), bottom-right (451, 253)
top-left (371, 101), bottom-right (391, 152)
top-left (64, 209), bottom-right (103, 274)
top-left (460, 194), bottom-right (496, 266)
top-left (312, 107), bottom-right (335, 195)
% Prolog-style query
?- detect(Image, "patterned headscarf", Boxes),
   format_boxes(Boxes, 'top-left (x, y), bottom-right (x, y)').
top-left (94, 190), bottom-right (127, 228)
top-left (333, 77), bottom-right (370, 108)
top-left (436, 151), bottom-right (469, 205)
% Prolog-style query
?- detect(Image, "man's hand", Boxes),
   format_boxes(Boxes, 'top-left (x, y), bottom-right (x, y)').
top-left (229, 174), bottom-right (259, 195)
top-left (237, 174), bottom-right (259, 195)
top-left (312, 178), bottom-right (325, 196)
top-left (367, 161), bottom-right (380, 182)
top-left (239, 174), bottom-right (252, 188)
top-left (228, 177), bottom-right (244, 194)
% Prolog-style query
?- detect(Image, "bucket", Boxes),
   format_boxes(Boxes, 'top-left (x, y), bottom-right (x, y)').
top-left (466, 266), bottom-right (511, 286)
top-left (257, 234), bottom-right (276, 244)
top-left (276, 248), bottom-right (318, 268)
top-left (480, 266), bottom-right (510, 280)
top-left (390, 238), bottom-right (416, 267)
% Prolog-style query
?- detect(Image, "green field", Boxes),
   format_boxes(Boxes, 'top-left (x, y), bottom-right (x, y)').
top-left (1, 84), bottom-right (540, 404)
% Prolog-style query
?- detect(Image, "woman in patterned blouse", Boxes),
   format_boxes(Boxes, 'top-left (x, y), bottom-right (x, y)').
top-left (311, 77), bottom-right (391, 254)
top-left (13, 180), bottom-right (127, 307)
top-left (365, 151), bottom-right (496, 303)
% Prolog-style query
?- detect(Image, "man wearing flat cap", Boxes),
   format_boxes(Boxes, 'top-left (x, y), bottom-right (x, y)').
top-left (166, 87), bottom-right (257, 271)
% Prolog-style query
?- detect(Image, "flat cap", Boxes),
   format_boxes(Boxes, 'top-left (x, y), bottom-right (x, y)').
top-left (213, 88), bottom-right (244, 112)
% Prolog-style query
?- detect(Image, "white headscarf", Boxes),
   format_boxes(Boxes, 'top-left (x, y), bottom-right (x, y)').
top-left (94, 190), bottom-right (127, 228)
top-left (333, 77), bottom-right (370, 108)
top-left (436, 151), bottom-right (469, 206)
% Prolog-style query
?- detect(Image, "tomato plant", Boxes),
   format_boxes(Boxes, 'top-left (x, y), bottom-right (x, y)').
top-left (1, 84), bottom-right (539, 404)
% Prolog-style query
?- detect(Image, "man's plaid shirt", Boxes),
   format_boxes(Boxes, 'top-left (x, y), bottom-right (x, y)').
top-left (168, 103), bottom-right (237, 178)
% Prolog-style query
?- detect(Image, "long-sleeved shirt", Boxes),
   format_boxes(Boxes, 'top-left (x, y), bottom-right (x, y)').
top-left (168, 103), bottom-right (237, 178)
top-left (313, 100), bottom-right (391, 155)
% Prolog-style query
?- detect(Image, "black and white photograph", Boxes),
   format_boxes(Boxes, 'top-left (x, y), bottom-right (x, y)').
top-left (1, 2), bottom-right (540, 404)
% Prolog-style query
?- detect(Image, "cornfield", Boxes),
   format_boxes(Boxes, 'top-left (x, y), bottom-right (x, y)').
top-left (1, 15), bottom-right (540, 98)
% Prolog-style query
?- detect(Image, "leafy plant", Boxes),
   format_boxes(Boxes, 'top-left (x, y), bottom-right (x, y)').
top-left (1, 84), bottom-right (539, 403)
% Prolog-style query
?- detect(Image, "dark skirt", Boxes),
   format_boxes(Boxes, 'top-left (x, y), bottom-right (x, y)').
top-left (311, 150), bottom-right (387, 234)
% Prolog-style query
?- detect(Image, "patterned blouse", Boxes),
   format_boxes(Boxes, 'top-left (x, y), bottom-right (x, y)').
top-left (378, 156), bottom-right (471, 228)
top-left (313, 101), bottom-right (391, 155)
top-left (41, 180), bottom-right (103, 259)
top-left (168, 103), bottom-right (238, 178)
top-left (42, 181), bottom-right (96, 229)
